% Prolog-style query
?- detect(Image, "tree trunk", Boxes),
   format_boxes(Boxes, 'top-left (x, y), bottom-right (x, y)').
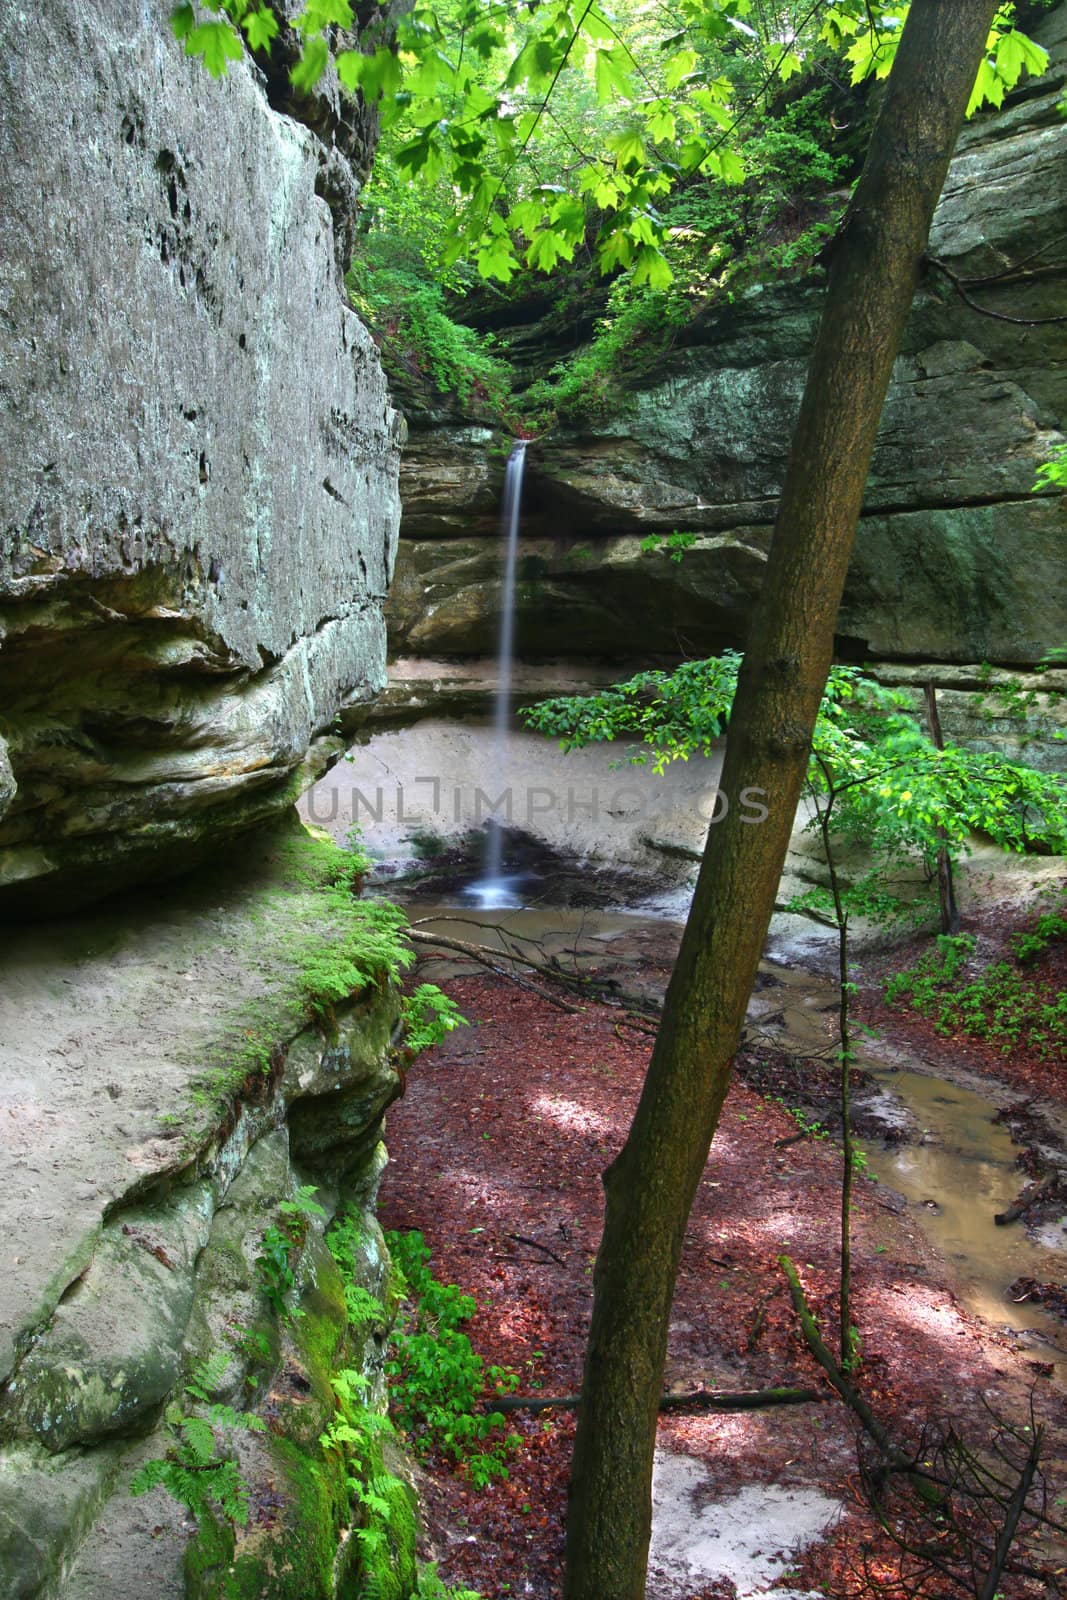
top-left (924, 680), bottom-right (962, 933)
top-left (562, 6), bottom-right (1000, 1596)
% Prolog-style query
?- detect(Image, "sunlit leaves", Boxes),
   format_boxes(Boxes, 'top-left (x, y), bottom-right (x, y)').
top-left (594, 47), bottom-right (633, 104)
top-left (394, 128), bottom-right (447, 183)
top-left (477, 230), bottom-right (519, 284)
top-left (525, 228), bottom-right (574, 272)
top-left (336, 47), bottom-right (404, 102)
top-left (607, 127), bottom-right (646, 170)
top-left (664, 48), bottom-right (698, 93)
top-left (1033, 442), bottom-right (1067, 494)
top-left (291, 35), bottom-right (329, 92)
top-left (170, 0), bottom-right (1052, 293)
top-left (170, 4), bottom-right (196, 41)
top-left (508, 198), bottom-right (545, 237)
top-left (241, 7), bottom-right (278, 52)
top-left (183, 19), bottom-right (242, 77)
top-left (994, 26), bottom-right (1048, 86)
top-left (295, 0), bottom-right (354, 33)
top-left (631, 244), bottom-right (673, 290)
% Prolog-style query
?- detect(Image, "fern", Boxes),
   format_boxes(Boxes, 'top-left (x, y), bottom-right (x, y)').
top-left (130, 1358), bottom-right (264, 1528)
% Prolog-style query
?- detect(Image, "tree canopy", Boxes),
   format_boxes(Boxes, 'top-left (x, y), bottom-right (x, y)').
top-left (171, 1), bottom-right (1051, 292)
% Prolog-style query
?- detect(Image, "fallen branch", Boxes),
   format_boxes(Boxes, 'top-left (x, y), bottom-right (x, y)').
top-left (978, 1419), bottom-right (1044, 1600)
top-left (486, 1385), bottom-right (826, 1415)
top-left (508, 1232), bottom-right (566, 1266)
top-left (780, 1253), bottom-right (937, 1493)
top-left (407, 929), bottom-right (582, 1012)
top-left (994, 1172), bottom-right (1059, 1227)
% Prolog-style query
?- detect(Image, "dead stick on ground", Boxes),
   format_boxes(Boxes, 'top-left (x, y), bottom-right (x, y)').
top-left (508, 1232), bottom-right (567, 1266)
top-left (780, 1254), bottom-right (944, 1505)
top-left (408, 930), bottom-right (582, 1013)
top-left (994, 1172), bottom-right (1059, 1226)
top-left (486, 1386), bottom-right (827, 1415)
top-left (978, 1422), bottom-right (1044, 1600)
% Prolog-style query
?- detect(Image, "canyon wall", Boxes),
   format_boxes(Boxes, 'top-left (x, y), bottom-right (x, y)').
top-left (0, 0), bottom-right (403, 911)
top-left (391, 4), bottom-right (1067, 671)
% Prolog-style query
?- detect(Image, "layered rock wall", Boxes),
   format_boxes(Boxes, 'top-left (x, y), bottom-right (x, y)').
top-left (0, 0), bottom-right (403, 910)
top-left (391, 5), bottom-right (1067, 668)
top-left (0, 825), bottom-right (414, 1600)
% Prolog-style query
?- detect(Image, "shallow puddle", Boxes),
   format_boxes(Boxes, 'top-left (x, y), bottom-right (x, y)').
top-left (860, 1067), bottom-right (1067, 1369)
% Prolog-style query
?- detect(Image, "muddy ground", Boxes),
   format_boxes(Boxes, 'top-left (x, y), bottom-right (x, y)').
top-left (376, 900), bottom-right (1067, 1599)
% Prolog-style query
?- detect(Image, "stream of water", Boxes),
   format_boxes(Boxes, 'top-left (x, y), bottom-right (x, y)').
top-left (468, 440), bottom-right (527, 910)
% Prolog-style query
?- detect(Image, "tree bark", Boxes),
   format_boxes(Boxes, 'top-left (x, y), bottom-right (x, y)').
top-left (924, 680), bottom-right (962, 933)
top-left (562, 6), bottom-right (1000, 1596)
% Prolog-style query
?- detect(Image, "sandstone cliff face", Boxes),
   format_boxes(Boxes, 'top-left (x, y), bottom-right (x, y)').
top-left (0, 824), bottom-right (413, 1600)
top-left (391, 5), bottom-right (1067, 667)
top-left (0, 0), bottom-right (403, 910)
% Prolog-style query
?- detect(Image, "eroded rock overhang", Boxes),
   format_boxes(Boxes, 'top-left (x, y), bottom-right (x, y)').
top-left (0, 0), bottom-right (404, 911)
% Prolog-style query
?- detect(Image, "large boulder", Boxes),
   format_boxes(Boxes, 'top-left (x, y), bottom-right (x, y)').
top-left (391, 4), bottom-right (1067, 666)
top-left (0, 0), bottom-right (403, 911)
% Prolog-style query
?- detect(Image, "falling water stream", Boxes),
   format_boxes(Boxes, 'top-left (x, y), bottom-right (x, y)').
top-left (467, 439), bottom-right (527, 909)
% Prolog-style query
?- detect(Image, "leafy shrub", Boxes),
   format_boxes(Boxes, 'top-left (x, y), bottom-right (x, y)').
top-left (348, 236), bottom-right (513, 411)
top-left (522, 277), bottom-right (690, 427)
top-left (886, 923), bottom-right (1067, 1059)
top-left (384, 1230), bottom-right (520, 1486)
top-left (400, 984), bottom-right (466, 1057)
top-left (255, 1185), bottom-right (326, 1319)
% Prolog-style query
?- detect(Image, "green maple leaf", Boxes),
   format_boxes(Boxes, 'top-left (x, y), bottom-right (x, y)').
top-left (594, 47), bottom-right (632, 105)
top-left (508, 198), bottom-right (544, 236)
top-left (170, 4), bottom-right (196, 42)
top-left (631, 245), bottom-right (673, 290)
top-left (525, 228), bottom-right (573, 273)
top-left (664, 48), bottom-right (697, 92)
top-left (597, 228), bottom-right (634, 272)
top-left (477, 237), bottom-right (517, 283)
top-left (185, 20), bottom-right (243, 78)
top-left (607, 128), bottom-right (645, 169)
top-left (242, 8), bottom-right (278, 51)
top-left (994, 28), bottom-right (1047, 89)
top-left (298, 0), bottom-right (354, 32)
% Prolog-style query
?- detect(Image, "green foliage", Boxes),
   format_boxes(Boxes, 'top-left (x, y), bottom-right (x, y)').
top-left (522, 277), bottom-right (691, 427)
top-left (347, 235), bottom-right (514, 410)
top-left (413, 1566), bottom-right (481, 1600)
top-left (385, 1230), bottom-right (521, 1486)
top-left (522, 651), bottom-right (741, 771)
top-left (1012, 895), bottom-right (1067, 964)
top-left (325, 1208), bottom-right (392, 1334)
top-left (1034, 440), bottom-right (1067, 492)
top-left (255, 1186), bottom-right (326, 1318)
top-left (400, 984), bottom-right (466, 1058)
top-left (318, 1377), bottom-right (420, 1600)
top-left (279, 1183), bottom-right (327, 1228)
top-left (525, 654), bottom-right (1067, 926)
top-left (170, 2), bottom-right (1046, 295)
top-left (886, 918), bottom-right (1067, 1058)
top-left (256, 1223), bottom-right (298, 1318)
top-left (639, 531), bottom-right (699, 564)
top-left (319, 1230), bottom-right (483, 1599)
top-left (130, 1354), bottom-right (264, 1527)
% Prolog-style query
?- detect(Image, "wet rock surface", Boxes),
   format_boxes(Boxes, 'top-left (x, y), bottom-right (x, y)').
top-left (0, 0), bottom-right (403, 911)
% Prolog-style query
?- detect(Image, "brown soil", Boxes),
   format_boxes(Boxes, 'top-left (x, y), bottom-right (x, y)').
top-left (379, 962), bottom-right (1067, 1600)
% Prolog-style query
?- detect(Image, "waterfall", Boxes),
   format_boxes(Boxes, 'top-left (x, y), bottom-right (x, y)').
top-left (470, 440), bottom-right (526, 908)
